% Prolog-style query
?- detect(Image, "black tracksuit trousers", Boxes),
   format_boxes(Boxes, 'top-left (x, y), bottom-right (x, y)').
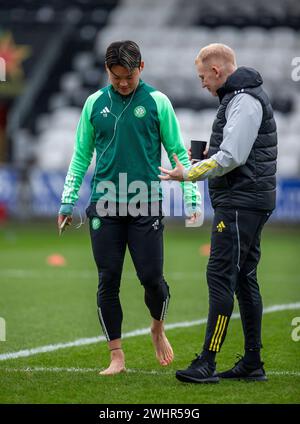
top-left (203, 208), bottom-right (271, 353)
top-left (86, 203), bottom-right (170, 341)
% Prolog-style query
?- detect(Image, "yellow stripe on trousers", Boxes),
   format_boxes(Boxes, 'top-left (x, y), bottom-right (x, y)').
top-left (209, 315), bottom-right (222, 351)
top-left (215, 316), bottom-right (228, 352)
top-left (209, 315), bottom-right (228, 352)
top-left (211, 315), bottom-right (225, 352)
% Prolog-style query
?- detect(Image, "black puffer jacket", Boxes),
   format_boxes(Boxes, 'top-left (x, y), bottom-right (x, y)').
top-left (208, 67), bottom-right (277, 211)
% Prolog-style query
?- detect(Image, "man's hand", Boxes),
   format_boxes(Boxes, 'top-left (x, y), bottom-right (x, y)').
top-left (57, 214), bottom-right (72, 235)
top-left (188, 146), bottom-right (209, 164)
top-left (186, 212), bottom-right (200, 226)
top-left (158, 153), bottom-right (185, 181)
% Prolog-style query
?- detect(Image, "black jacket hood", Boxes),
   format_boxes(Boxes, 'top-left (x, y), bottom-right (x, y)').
top-left (217, 67), bottom-right (263, 101)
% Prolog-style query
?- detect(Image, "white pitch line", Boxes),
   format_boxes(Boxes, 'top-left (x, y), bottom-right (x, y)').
top-left (0, 367), bottom-right (300, 377)
top-left (0, 302), bottom-right (299, 362)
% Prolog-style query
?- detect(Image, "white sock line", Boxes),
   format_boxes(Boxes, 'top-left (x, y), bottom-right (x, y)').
top-left (0, 367), bottom-right (299, 377)
top-left (0, 302), bottom-right (299, 362)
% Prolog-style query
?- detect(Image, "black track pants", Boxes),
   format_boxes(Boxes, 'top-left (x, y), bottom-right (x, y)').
top-left (87, 204), bottom-right (170, 341)
top-left (203, 208), bottom-right (271, 353)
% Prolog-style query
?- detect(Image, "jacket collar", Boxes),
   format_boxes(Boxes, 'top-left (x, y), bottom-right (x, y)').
top-left (217, 67), bottom-right (263, 102)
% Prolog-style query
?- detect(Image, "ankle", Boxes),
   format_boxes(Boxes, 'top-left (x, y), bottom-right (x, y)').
top-left (107, 338), bottom-right (122, 352)
top-left (201, 349), bottom-right (216, 365)
top-left (151, 319), bottom-right (164, 334)
top-left (110, 349), bottom-right (124, 362)
top-left (244, 349), bottom-right (261, 365)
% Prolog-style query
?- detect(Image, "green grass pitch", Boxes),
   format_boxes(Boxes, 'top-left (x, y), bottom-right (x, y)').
top-left (0, 221), bottom-right (299, 404)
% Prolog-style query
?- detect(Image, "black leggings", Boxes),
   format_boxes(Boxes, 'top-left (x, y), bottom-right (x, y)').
top-left (87, 204), bottom-right (170, 341)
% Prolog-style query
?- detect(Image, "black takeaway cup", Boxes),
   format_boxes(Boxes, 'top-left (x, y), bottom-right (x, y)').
top-left (191, 140), bottom-right (207, 161)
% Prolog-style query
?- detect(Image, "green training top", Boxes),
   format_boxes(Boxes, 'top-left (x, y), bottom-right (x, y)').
top-left (60, 80), bottom-right (201, 214)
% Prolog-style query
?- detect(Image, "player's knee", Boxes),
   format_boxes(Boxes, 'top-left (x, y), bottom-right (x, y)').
top-left (207, 276), bottom-right (234, 307)
top-left (236, 284), bottom-right (262, 305)
top-left (138, 268), bottom-right (162, 290)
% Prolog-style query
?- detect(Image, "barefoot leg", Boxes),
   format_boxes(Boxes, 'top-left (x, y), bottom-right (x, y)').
top-left (151, 319), bottom-right (174, 366)
top-left (99, 339), bottom-right (126, 375)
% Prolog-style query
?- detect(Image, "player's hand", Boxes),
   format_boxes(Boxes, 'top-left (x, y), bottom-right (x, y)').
top-left (57, 214), bottom-right (72, 235)
top-left (185, 211), bottom-right (202, 227)
top-left (158, 154), bottom-right (185, 182)
top-left (186, 212), bottom-right (198, 225)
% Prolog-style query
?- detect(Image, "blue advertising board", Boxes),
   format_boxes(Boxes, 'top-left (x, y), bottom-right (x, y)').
top-left (0, 167), bottom-right (300, 222)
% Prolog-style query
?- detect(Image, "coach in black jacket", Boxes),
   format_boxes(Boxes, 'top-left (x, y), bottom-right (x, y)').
top-left (159, 43), bottom-right (277, 383)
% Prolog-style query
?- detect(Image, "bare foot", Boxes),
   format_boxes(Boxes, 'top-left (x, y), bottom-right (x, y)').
top-left (99, 349), bottom-right (126, 376)
top-left (151, 320), bottom-right (174, 366)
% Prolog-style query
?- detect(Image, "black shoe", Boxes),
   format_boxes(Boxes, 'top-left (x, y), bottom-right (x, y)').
top-left (217, 356), bottom-right (267, 381)
top-left (176, 355), bottom-right (219, 384)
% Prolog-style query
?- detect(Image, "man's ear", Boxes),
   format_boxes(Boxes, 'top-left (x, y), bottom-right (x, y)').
top-left (139, 61), bottom-right (145, 71)
top-left (212, 65), bottom-right (221, 79)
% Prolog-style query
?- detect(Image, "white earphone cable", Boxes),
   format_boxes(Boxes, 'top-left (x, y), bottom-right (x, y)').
top-left (74, 85), bottom-right (137, 229)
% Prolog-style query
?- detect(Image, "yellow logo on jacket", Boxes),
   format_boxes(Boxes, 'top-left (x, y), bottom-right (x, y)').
top-left (216, 221), bottom-right (226, 232)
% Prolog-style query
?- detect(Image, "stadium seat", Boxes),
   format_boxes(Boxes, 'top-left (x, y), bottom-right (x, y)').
top-left (22, 0), bottom-right (300, 177)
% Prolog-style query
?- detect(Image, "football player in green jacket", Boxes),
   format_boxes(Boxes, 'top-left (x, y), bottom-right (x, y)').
top-left (58, 40), bottom-right (201, 375)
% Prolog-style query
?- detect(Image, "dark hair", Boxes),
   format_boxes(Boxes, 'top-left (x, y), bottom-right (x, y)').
top-left (105, 40), bottom-right (142, 71)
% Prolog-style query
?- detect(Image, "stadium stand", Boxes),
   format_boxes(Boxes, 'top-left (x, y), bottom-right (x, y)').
top-left (2, 0), bottom-right (300, 177)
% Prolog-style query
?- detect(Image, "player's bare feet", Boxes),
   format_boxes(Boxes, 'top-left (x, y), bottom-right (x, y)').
top-left (151, 319), bottom-right (174, 366)
top-left (99, 344), bottom-right (126, 375)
